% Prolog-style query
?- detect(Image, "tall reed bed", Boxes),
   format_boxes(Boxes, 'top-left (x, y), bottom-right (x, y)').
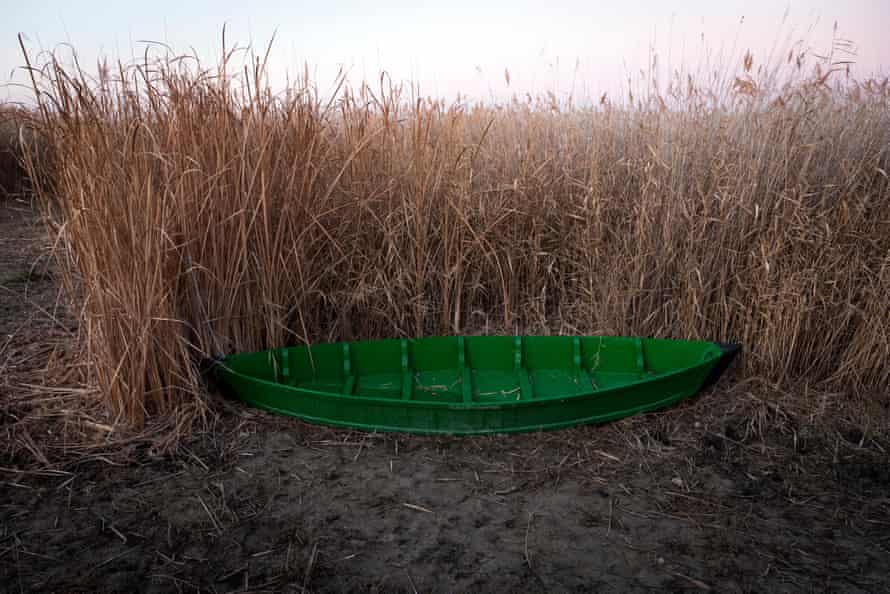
top-left (0, 104), bottom-right (31, 198)
top-left (22, 45), bottom-right (890, 425)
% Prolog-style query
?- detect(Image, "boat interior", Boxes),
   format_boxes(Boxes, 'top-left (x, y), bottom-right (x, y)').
top-left (223, 336), bottom-right (721, 404)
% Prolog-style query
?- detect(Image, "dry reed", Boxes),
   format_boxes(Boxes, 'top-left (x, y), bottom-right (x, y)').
top-left (0, 104), bottom-right (30, 198)
top-left (19, 40), bottom-right (890, 426)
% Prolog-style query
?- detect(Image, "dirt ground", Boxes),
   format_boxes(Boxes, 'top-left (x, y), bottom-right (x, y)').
top-left (2, 198), bottom-right (889, 593)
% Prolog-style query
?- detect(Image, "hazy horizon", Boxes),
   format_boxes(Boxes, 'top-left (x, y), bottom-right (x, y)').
top-left (3, 0), bottom-right (889, 104)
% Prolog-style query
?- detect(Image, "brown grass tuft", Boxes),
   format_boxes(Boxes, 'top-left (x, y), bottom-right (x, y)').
top-left (0, 104), bottom-right (30, 198)
top-left (19, 41), bottom-right (890, 428)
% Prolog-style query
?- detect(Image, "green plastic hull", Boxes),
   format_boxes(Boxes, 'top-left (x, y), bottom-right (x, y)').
top-left (214, 336), bottom-right (740, 435)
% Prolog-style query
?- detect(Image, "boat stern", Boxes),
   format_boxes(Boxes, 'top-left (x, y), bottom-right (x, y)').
top-left (700, 342), bottom-right (742, 391)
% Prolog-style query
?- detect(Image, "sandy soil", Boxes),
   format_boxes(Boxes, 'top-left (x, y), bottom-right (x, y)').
top-left (2, 198), bottom-right (889, 593)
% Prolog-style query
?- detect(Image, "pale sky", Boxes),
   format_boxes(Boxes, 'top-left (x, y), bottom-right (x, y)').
top-left (3, 0), bottom-right (888, 103)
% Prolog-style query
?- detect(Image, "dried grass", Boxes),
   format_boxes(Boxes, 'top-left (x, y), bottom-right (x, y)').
top-left (0, 104), bottom-right (29, 198)
top-left (18, 38), bottom-right (890, 428)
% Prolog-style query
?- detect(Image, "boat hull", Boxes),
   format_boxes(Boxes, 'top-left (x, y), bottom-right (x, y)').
top-left (214, 336), bottom-right (739, 435)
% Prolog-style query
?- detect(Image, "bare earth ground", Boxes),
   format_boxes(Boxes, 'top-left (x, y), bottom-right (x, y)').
top-left (2, 198), bottom-right (889, 593)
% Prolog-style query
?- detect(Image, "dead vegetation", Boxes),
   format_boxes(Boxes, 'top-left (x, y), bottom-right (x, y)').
top-left (0, 104), bottom-right (29, 198)
top-left (3, 34), bottom-right (888, 593)
top-left (2, 375), bottom-right (889, 592)
top-left (16, 38), bottom-right (890, 430)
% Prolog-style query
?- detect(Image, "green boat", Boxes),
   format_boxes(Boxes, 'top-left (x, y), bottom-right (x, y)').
top-left (213, 336), bottom-right (740, 435)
